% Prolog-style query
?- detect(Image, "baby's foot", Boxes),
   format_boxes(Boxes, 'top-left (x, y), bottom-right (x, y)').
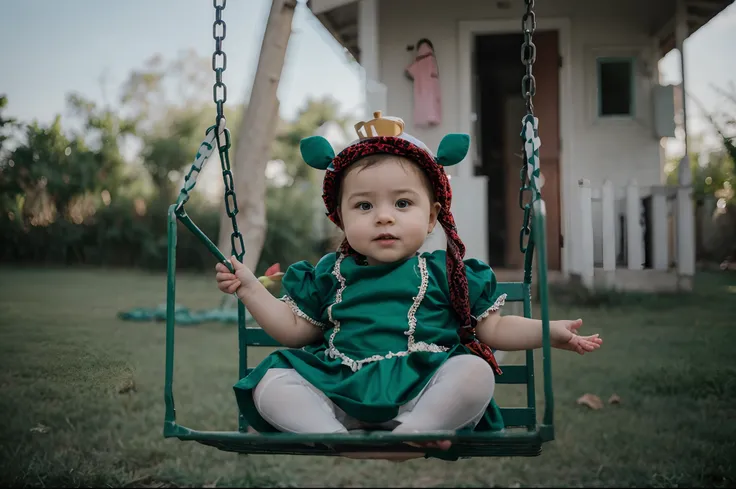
top-left (339, 451), bottom-right (425, 462)
top-left (336, 430), bottom-right (427, 462)
top-left (393, 426), bottom-right (453, 451)
top-left (405, 439), bottom-right (452, 451)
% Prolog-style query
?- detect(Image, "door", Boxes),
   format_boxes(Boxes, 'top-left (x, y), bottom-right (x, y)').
top-left (504, 30), bottom-right (562, 271)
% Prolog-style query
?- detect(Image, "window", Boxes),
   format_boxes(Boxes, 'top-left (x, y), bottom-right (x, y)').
top-left (596, 57), bottom-right (635, 117)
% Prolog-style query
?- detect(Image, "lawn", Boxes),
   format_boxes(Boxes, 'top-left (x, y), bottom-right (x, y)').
top-left (0, 266), bottom-right (734, 488)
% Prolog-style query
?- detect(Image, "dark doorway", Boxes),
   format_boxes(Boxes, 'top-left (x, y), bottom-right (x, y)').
top-left (473, 31), bottom-right (562, 270)
top-left (474, 33), bottom-right (526, 268)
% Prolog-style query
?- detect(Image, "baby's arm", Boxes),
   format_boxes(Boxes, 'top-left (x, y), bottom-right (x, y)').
top-left (216, 257), bottom-right (322, 348)
top-left (237, 279), bottom-right (323, 348)
top-left (475, 313), bottom-right (549, 351)
top-left (464, 259), bottom-right (601, 354)
top-left (475, 313), bottom-right (602, 354)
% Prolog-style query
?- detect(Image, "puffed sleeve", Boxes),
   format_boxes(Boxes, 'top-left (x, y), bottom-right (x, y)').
top-left (279, 253), bottom-right (338, 330)
top-left (465, 258), bottom-right (507, 321)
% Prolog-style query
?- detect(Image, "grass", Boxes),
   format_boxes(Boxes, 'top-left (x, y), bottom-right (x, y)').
top-left (0, 265), bottom-right (735, 488)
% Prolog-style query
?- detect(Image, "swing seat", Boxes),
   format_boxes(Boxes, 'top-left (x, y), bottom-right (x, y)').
top-left (165, 423), bottom-right (550, 459)
top-left (162, 200), bottom-right (555, 460)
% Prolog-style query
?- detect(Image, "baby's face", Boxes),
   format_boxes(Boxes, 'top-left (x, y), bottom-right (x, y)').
top-left (339, 157), bottom-right (440, 265)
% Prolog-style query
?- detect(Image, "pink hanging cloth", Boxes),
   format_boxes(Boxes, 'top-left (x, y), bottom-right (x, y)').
top-left (405, 39), bottom-right (442, 128)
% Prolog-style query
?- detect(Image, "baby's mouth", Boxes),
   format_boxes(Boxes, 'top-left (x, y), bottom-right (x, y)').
top-left (374, 233), bottom-right (398, 241)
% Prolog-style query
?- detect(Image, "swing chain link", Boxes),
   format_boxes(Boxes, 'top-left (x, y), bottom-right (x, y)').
top-left (520, 0), bottom-right (537, 115)
top-left (211, 0), bottom-right (245, 261)
top-left (518, 0), bottom-right (537, 253)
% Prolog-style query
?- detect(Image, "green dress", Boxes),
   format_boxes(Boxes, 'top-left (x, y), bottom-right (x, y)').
top-left (233, 249), bottom-right (507, 457)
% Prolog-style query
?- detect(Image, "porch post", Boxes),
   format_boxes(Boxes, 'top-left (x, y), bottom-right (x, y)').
top-left (578, 179), bottom-right (595, 289)
top-left (601, 179), bottom-right (617, 288)
top-left (358, 0), bottom-right (383, 118)
top-left (625, 179), bottom-right (643, 270)
top-left (651, 186), bottom-right (670, 271)
top-left (675, 0), bottom-right (696, 288)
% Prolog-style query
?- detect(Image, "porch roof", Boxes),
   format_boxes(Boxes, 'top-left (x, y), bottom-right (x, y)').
top-left (307, 0), bottom-right (360, 61)
top-left (306, 0), bottom-right (734, 63)
top-left (659, 0), bottom-right (734, 53)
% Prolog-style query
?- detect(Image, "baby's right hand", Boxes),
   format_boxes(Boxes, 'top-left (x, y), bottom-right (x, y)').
top-left (215, 256), bottom-right (257, 295)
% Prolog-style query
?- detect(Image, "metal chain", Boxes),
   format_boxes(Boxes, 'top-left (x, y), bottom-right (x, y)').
top-left (521, 0), bottom-right (537, 115)
top-left (518, 0), bottom-right (537, 253)
top-left (210, 0), bottom-right (245, 261)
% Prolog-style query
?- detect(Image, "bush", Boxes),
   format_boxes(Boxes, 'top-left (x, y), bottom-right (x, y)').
top-left (0, 195), bottom-right (212, 270)
top-left (0, 187), bottom-right (325, 275)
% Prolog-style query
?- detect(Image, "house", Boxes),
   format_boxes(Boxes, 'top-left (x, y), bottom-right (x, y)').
top-left (305, 0), bottom-right (733, 290)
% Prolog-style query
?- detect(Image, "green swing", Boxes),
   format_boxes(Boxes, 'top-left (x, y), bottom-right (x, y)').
top-left (162, 0), bottom-right (553, 459)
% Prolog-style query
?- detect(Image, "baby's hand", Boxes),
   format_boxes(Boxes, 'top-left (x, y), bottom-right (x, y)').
top-left (215, 256), bottom-right (258, 295)
top-left (550, 318), bottom-right (602, 355)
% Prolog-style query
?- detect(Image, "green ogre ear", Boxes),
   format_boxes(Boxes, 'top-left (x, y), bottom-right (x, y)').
top-left (300, 136), bottom-right (336, 170)
top-left (436, 133), bottom-right (470, 167)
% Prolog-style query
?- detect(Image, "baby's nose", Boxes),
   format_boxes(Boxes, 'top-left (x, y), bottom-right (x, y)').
top-left (375, 208), bottom-right (396, 224)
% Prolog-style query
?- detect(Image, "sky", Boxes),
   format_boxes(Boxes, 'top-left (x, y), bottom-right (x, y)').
top-left (1, 0), bottom-right (735, 156)
top-left (0, 0), bottom-right (364, 128)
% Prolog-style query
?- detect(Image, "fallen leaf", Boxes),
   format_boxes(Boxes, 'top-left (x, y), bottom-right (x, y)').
top-left (30, 423), bottom-right (50, 434)
top-left (203, 478), bottom-right (221, 488)
top-left (608, 394), bottom-right (622, 404)
top-left (118, 378), bottom-right (137, 394)
top-left (576, 393), bottom-right (604, 410)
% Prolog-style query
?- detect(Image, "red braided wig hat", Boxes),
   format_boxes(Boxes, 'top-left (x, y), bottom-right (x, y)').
top-left (299, 111), bottom-right (502, 374)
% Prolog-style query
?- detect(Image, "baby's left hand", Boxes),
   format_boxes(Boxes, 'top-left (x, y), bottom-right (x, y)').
top-left (550, 319), bottom-right (602, 355)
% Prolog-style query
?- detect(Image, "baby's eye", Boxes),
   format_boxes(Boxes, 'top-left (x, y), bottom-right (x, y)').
top-left (356, 202), bottom-right (372, 211)
top-left (395, 199), bottom-right (411, 209)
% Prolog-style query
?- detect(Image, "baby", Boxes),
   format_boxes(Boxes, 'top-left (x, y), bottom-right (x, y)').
top-left (215, 112), bottom-right (602, 460)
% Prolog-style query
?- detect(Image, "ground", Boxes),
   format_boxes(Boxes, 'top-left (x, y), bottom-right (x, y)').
top-left (0, 266), bottom-right (734, 488)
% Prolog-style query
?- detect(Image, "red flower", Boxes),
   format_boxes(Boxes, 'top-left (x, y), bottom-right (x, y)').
top-left (264, 263), bottom-right (281, 277)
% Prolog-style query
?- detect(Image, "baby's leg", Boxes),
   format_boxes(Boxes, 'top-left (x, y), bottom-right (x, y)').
top-left (393, 354), bottom-right (496, 449)
top-left (253, 368), bottom-right (348, 433)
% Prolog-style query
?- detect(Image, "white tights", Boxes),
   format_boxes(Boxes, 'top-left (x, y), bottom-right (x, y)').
top-left (252, 354), bottom-right (496, 434)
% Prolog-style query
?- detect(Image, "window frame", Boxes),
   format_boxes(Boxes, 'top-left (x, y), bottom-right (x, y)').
top-left (595, 56), bottom-right (636, 119)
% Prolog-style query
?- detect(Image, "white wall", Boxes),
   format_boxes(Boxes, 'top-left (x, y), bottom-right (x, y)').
top-left (376, 0), bottom-right (674, 272)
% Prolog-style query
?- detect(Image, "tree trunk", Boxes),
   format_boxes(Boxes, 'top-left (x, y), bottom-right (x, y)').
top-left (217, 0), bottom-right (297, 271)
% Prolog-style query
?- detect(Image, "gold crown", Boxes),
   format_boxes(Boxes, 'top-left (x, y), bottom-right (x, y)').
top-left (354, 111), bottom-right (405, 139)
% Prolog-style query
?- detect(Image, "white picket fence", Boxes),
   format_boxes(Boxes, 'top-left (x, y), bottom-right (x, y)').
top-left (574, 178), bottom-right (695, 291)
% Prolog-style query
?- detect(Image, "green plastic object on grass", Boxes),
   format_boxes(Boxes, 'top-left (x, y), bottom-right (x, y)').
top-left (118, 299), bottom-right (255, 326)
top-left (160, 0), bottom-right (554, 460)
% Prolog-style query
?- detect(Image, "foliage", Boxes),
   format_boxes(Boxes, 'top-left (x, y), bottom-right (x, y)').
top-left (670, 83), bottom-right (736, 205)
top-left (0, 94), bottom-right (17, 155)
top-left (271, 96), bottom-right (350, 185)
top-left (665, 137), bottom-right (734, 204)
top-left (0, 118), bottom-right (100, 223)
top-left (662, 83), bottom-right (736, 263)
top-left (65, 92), bottom-right (138, 200)
top-left (120, 52), bottom-right (243, 202)
top-left (258, 182), bottom-right (323, 273)
top-left (0, 94), bottom-right (22, 213)
top-left (702, 82), bottom-right (736, 169)
top-left (0, 52), bottom-right (346, 275)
